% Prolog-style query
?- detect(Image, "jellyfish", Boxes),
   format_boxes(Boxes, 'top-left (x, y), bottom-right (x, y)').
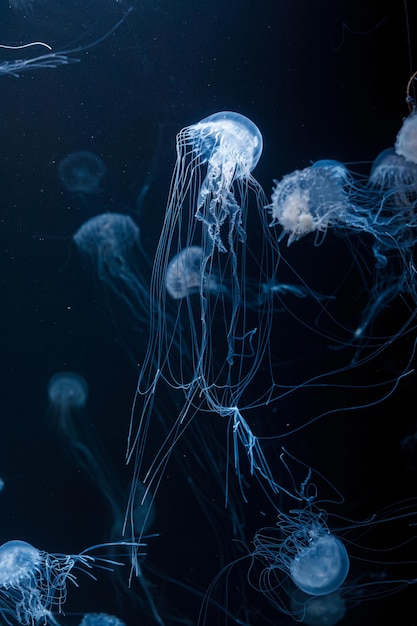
top-left (127, 110), bottom-right (300, 541)
top-left (73, 213), bottom-right (153, 354)
top-left (47, 372), bottom-right (121, 525)
top-left (395, 112), bottom-right (417, 164)
top-left (0, 539), bottom-right (139, 626)
top-left (59, 152), bottom-right (106, 195)
top-left (268, 144), bottom-right (417, 350)
top-left (79, 614), bottom-right (126, 626)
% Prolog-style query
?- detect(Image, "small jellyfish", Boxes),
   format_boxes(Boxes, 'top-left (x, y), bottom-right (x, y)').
top-left (47, 372), bottom-right (121, 524)
top-left (47, 371), bottom-right (88, 412)
top-left (0, 539), bottom-right (135, 626)
top-left (253, 509), bottom-right (349, 597)
top-left (268, 161), bottom-right (351, 245)
top-left (369, 148), bottom-right (417, 207)
top-left (59, 151), bottom-right (106, 194)
top-left (290, 588), bottom-right (346, 625)
top-left (73, 213), bottom-right (152, 349)
top-left (79, 613), bottom-right (126, 626)
top-left (395, 113), bottom-right (417, 164)
top-left (165, 246), bottom-right (223, 299)
top-left (128, 111), bottom-right (292, 528)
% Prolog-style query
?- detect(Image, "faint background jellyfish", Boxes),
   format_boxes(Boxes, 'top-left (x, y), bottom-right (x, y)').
top-left (128, 110), bottom-right (296, 525)
top-left (59, 151), bottom-right (106, 195)
top-left (395, 112), bottom-right (417, 164)
top-left (369, 147), bottom-right (417, 207)
top-left (47, 372), bottom-right (122, 526)
top-left (289, 588), bottom-right (346, 625)
top-left (79, 614), bottom-right (126, 626)
top-left (73, 213), bottom-right (153, 358)
top-left (165, 246), bottom-right (224, 299)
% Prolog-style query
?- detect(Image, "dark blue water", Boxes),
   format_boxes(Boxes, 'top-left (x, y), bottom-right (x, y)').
top-left (0, 0), bottom-right (415, 624)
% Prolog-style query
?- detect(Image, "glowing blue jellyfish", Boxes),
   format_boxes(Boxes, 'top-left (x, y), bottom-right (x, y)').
top-left (79, 613), bottom-right (126, 626)
top-left (47, 371), bottom-right (88, 412)
top-left (127, 111), bottom-right (295, 535)
top-left (395, 112), bottom-right (417, 164)
top-left (290, 589), bottom-right (346, 625)
top-left (59, 152), bottom-right (106, 194)
top-left (73, 213), bottom-right (152, 345)
top-left (0, 539), bottom-right (135, 626)
top-left (253, 511), bottom-right (349, 597)
top-left (268, 160), bottom-right (353, 245)
top-left (47, 371), bottom-right (121, 524)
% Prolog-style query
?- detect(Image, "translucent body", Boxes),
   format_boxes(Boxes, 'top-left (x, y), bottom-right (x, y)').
top-left (253, 509), bottom-right (349, 599)
top-left (59, 151), bottom-right (106, 194)
top-left (47, 372), bottom-right (88, 409)
top-left (165, 246), bottom-right (222, 299)
top-left (289, 533), bottom-right (349, 596)
top-left (290, 589), bottom-right (346, 625)
top-left (0, 539), bottom-right (124, 625)
top-left (79, 613), bottom-right (126, 626)
top-left (73, 213), bottom-right (151, 339)
top-left (395, 113), bottom-right (417, 164)
top-left (127, 111), bottom-right (295, 539)
top-left (268, 161), bottom-right (351, 245)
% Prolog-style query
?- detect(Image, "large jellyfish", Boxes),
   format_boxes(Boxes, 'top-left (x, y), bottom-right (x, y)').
top-left (127, 111), bottom-right (296, 538)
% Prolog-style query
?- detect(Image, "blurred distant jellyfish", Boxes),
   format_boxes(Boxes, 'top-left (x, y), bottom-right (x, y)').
top-left (369, 148), bottom-right (417, 207)
top-left (395, 113), bottom-right (417, 164)
top-left (0, 539), bottom-right (131, 626)
top-left (48, 371), bottom-right (88, 414)
top-left (290, 589), bottom-right (346, 625)
top-left (73, 213), bottom-right (152, 349)
top-left (165, 246), bottom-right (224, 299)
top-left (59, 151), bottom-right (106, 194)
top-left (47, 371), bottom-right (121, 524)
top-left (79, 613), bottom-right (126, 626)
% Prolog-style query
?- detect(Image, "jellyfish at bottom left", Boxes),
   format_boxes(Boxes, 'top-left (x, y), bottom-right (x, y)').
top-left (0, 539), bottom-right (137, 626)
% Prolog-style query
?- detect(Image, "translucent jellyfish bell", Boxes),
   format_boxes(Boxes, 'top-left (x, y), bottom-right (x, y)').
top-left (395, 113), bottom-right (417, 164)
top-left (47, 371), bottom-right (88, 412)
top-left (0, 539), bottom-right (132, 626)
top-left (369, 147), bottom-right (417, 206)
top-left (59, 151), bottom-right (106, 194)
top-left (47, 371), bottom-right (121, 525)
top-left (253, 508), bottom-right (350, 600)
top-left (268, 160), bottom-right (351, 245)
top-left (289, 533), bottom-right (349, 596)
top-left (165, 246), bottom-right (224, 299)
top-left (79, 614), bottom-right (126, 626)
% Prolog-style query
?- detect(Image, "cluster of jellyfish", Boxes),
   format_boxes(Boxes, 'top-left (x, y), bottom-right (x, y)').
top-left (3, 101), bottom-right (417, 624)
top-left (66, 109), bottom-right (417, 624)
